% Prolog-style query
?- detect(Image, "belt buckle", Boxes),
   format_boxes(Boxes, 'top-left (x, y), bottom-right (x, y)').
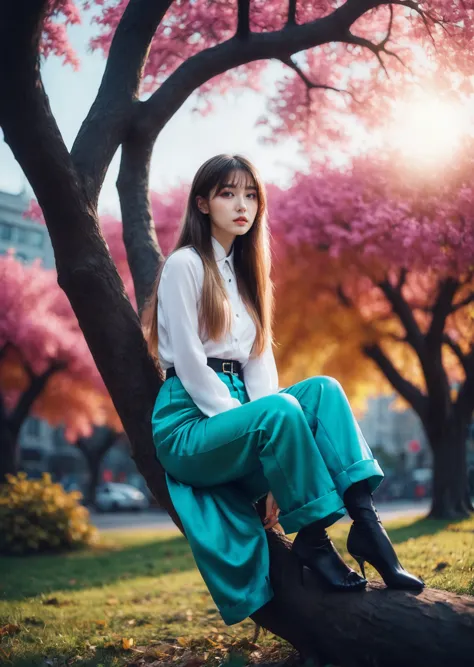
top-left (222, 361), bottom-right (234, 375)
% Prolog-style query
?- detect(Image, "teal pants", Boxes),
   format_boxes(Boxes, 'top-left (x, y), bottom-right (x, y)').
top-left (151, 373), bottom-right (383, 625)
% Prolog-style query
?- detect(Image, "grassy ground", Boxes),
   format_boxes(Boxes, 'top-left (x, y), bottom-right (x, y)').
top-left (0, 514), bottom-right (473, 667)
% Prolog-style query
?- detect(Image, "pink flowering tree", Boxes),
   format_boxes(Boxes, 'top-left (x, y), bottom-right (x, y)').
top-left (0, 254), bottom-right (122, 481)
top-left (270, 148), bottom-right (474, 519)
top-left (2, 0), bottom-right (474, 662)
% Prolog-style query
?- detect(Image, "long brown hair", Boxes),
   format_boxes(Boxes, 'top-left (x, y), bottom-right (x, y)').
top-left (142, 154), bottom-right (274, 373)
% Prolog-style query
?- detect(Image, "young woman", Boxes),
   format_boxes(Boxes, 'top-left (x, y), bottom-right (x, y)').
top-left (146, 154), bottom-right (423, 626)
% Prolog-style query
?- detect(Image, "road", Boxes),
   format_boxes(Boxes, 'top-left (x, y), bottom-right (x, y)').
top-left (91, 499), bottom-right (433, 532)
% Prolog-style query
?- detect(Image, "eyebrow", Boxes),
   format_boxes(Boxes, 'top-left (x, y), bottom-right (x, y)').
top-left (221, 183), bottom-right (257, 190)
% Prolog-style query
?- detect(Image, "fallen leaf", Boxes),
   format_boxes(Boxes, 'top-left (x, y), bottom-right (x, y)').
top-left (122, 637), bottom-right (134, 650)
top-left (0, 623), bottom-right (20, 636)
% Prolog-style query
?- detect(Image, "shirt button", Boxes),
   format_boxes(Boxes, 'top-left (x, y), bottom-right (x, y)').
top-left (228, 278), bottom-right (231, 282)
top-left (236, 314), bottom-right (239, 318)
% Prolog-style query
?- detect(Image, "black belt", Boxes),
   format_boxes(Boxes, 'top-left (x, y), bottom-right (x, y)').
top-left (166, 357), bottom-right (243, 381)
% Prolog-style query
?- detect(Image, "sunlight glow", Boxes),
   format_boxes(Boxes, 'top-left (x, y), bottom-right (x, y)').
top-left (387, 95), bottom-right (471, 169)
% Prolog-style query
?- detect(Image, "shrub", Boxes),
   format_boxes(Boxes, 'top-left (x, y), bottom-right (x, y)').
top-left (0, 472), bottom-right (98, 555)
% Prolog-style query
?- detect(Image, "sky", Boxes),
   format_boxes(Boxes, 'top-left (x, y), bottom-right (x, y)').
top-left (0, 13), bottom-right (307, 217)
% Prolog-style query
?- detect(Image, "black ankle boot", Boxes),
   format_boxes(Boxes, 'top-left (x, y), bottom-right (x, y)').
top-left (293, 521), bottom-right (367, 592)
top-left (344, 481), bottom-right (424, 591)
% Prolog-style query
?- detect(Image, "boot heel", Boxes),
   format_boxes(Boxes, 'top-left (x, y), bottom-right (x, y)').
top-left (347, 522), bottom-right (424, 591)
top-left (352, 555), bottom-right (366, 579)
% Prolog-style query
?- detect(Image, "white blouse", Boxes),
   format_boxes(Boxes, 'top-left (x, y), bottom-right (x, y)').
top-left (157, 236), bottom-right (279, 417)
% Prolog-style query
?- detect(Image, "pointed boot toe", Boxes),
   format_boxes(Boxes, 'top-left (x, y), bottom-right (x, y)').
top-left (347, 521), bottom-right (424, 591)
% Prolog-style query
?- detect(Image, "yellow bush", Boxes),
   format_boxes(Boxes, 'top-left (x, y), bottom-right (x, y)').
top-left (0, 472), bottom-right (98, 555)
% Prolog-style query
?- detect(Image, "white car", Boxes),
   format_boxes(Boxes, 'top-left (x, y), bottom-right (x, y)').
top-left (95, 483), bottom-right (149, 512)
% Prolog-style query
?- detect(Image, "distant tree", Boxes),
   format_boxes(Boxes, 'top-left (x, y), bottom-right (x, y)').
top-left (0, 254), bottom-right (121, 480)
top-left (270, 150), bottom-right (474, 518)
top-left (75, 427), bottom-right (124, 505)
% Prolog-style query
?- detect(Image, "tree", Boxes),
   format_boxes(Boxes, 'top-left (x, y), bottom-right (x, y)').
top-left (2, 1), bottom-right (474, 664)
top-left (0, 253), bottom-right (121, 480)
top-left (269, 152), bottom-right (474, 519)
top-left (75, 427), bottom-right (124, 505)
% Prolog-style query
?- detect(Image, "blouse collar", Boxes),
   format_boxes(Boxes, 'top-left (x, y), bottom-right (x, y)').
top-left (212, 236), bottom-right (235, 275)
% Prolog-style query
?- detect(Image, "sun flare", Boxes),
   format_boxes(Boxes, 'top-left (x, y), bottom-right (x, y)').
top-left (387, 95), bottom-right (471, 169)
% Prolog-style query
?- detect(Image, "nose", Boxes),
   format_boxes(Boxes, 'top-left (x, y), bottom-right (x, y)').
top-left (236, 196), bottom-right (247, 212)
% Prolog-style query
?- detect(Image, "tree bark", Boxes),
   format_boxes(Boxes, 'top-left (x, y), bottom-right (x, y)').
top-left (428, 418), bottom-right (473, 518)
top-left (1, 2), bottom-right (473, 665)
top-left (0, 423), bottom-right (19, 480)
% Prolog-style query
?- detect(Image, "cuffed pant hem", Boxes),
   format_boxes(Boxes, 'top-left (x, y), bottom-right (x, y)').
top-left (219, 576), bottom-right (274, 626)
top-left (333, 458), bottom-right (384, 499)
top-left (279, 490), bottom-right (346, 535)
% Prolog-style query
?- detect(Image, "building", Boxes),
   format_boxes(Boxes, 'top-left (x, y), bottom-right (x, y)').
top-left (0, 188), bottom-right (56, 472)
top-left (0, 188), bottom-right (54, 268)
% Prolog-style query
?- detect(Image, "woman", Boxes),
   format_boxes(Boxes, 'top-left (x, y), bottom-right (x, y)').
top-left (145, 154), bottom-right (423, 626)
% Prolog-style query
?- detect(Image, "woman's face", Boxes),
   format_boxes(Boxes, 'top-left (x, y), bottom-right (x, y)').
top-left (197, 169), bottom-right (259, 248)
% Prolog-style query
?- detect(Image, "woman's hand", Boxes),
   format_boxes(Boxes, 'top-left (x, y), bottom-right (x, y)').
top-left (263, 491), bottom-right (280, 531)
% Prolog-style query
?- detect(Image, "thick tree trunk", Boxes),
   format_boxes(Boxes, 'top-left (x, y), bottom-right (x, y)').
top-left (429, 419), bottom-right (473, 518)
top-left (0, 422), bottom-right (19, 481)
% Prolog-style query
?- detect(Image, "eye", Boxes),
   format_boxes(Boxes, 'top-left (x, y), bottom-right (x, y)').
top-left (220, 190), bottom-right (233, 197)
top-left (247, 193), bottom-right (257, 199)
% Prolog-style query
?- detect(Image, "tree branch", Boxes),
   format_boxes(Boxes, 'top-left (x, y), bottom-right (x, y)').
top-left (9, 361), bottom-right (65, 434)
top-left (138, 0), bottom-right (387, 140)
top-left (363, 342), bottom-right (428, 421)
top-left (426, 277), bottom-right (459, 349)
top-left (378, 279), bottom-right (426, 358)
top-left (76, 427), bottom-right (121, 463)
top-left (117, 135), bottom-right (164, 314)
top-left (451, 291), bottom-right (474, 313)
top-left (237, 0), bottom-right (251, 38)
top-left (343, 28), bottom-right (408, 77)
top-left (396, 267), bottom-right (407, 291)
top-left (379, 278), bottom-right (452, 423)
top-left (443, 334), bottom-right (470, 376)
top-left (281, 56), bottom-right (356, 99)
top-left (336, 283), bottom-right (353, 308)
top-left (71, 0), bottom-right (174, 204)
top-left (287, 0), bottom-right (297, 26)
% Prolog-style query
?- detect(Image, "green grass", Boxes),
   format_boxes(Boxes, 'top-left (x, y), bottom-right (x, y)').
top-left (0, 515), bottom-right (473, 667)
